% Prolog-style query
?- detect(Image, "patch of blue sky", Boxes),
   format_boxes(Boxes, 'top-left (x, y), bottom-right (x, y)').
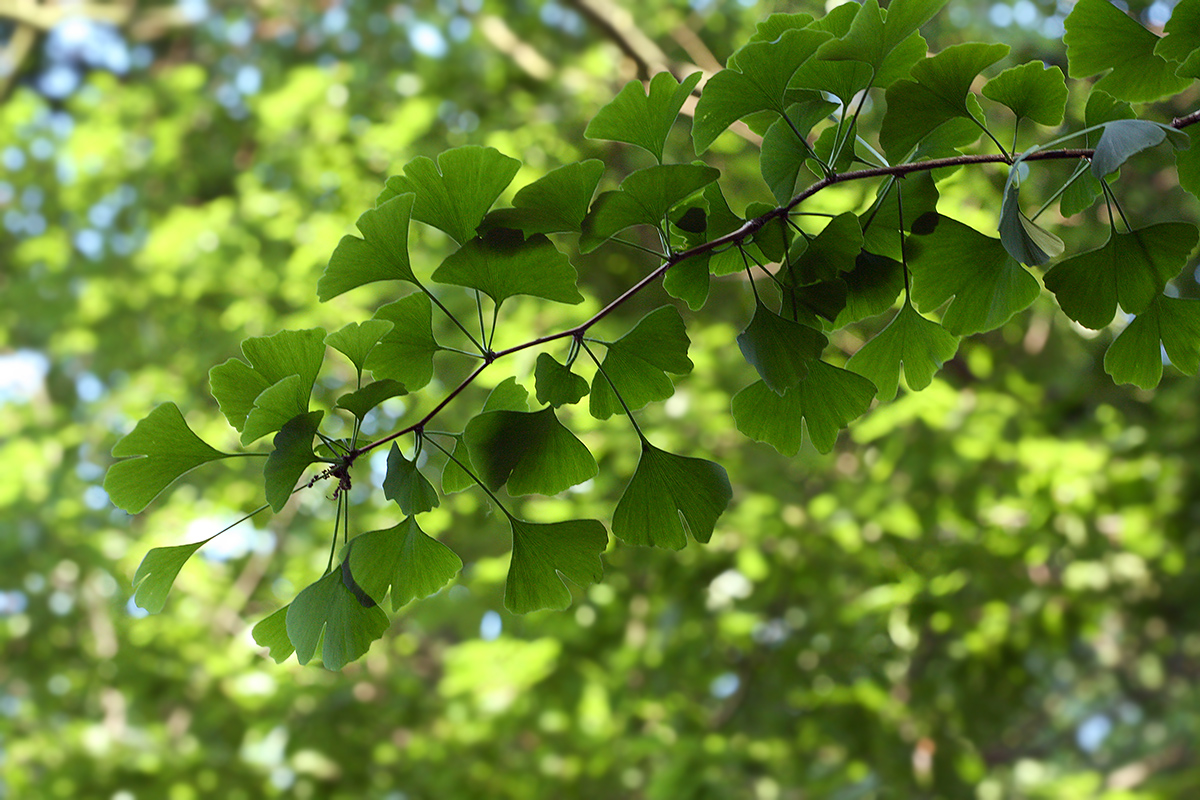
top-left (409, 21), bottom-right (448, 58)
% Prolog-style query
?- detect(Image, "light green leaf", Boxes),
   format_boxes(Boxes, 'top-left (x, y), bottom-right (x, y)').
top-left (286, 569), bottom-right (390, 670)
top-left (861, 172), bottom-right (940, 261)
top-left (580, 164), bottom-right (720, 253)
top-left (535, 353), bottom-right (589, 408)
top-left (759, 99), bottom-right (838, 204)
top-left (585, 71), bottom-right (703, 162)
top-left (336, 379), bottom-right (407, 421)
top-left (879, 42), bottom-right (1010, 159)
top-left (131, 537), bottom-right (211, 613)
top-left (382, 443), bottom-right (440, 516)
top-left (381, 146), bottom-right (521, 244)
top-left (819, 0), bottom-right (948, 75)
top-left (1065, 0), bottom-right (1192, 103)
top-left (364, 292), bottom-right (441, 391)
top-left (483, 160), bottom-right (605, 235)
top-left (1091, 119), bottom-right (1189, 179)
top-left (105, 403), bottom-right (233, 514)
top-left (464, 407), bottom-right (598, 496)
top-left (251, 606), bottom-right (295, 663)
top-left (318, 193), bottom-right (416, 301)
top-left (1156, 0), bottom-right (1200, 79)
top-left (1044, 223), bottom-right (1200, 328)
top-left (998, 182), bottom-right (1065, 266)
top-left (737, 300), bottom-right (828, 394)
top-left (611, 437), bottom-right (733, 549)
top-left (433, 229), bottom-right (583, 307)
top-left (263, 410), bottom-right (323, 512)
top-left (347, 518), bottom-right (463, 611)
top-left (1105, 295), bottom-right (1200, 389)
top-left (907, 215), bottom-right (1040, 336)
top-left (209, 328), bottom-right (326, 434)
top-left (589, 306), bottom-right (693, 419)
top-left (692, 27), bottom-right (832, 153)
top-left (662, 252), bottom-right (711, 311)
top-left (505, 517), bottom-right (608, 614)
top-left (846, 302), bottom-right (960, 401)
top-left (242, 375), bottom-right (306, 445)
top-left (783, 212), bottom-right (864, 285)
top-left (326, 320), bottom-right (394, 373)
top-left (981, 62), bottom-right (1068, 126)
top-left (731, 361), bottom-right (877, 456)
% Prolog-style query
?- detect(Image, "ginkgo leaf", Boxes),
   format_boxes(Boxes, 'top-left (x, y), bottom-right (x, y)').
top-left (1156, 0), bottom-right (1200, 79)
top-left (1105, 295), bottom-right (1200, 389)
top-left (263, 411), bottom-right (323, 512)
top-left (662, 252), bottom-right (712, 311)
top-left (433, 228), bottom-right (583, 307)
top-left (879, 42), bottom-right (1010, 159)
top-left (209, 328), bottom-right (326, 434)
top-left (692, 27), bottom-right (832, 153)
top-left (364, 292), bottom-right (441, 391)
top-left (464, 407), bottom-right (598, 496)
top-left (1091, 119), bottom-right (1189, 179)
top-left (441, 378), bottom-right (530, 494)
top-left (998, 182), bottom-right (1065, 266)
top-left (336, 379), bottom-right (407, 421)
top-left (783, 212), bottom-right (864, 285)
top-left (105, 403), bottom-right (233, 514)
top-left (731, 361), bottom-right (877, 455)
top-left (759, 99), bottom-right (838, 204)
top-left (586, 71), bottom-right (703, 162)
top-left (242, 375), bottom-right (307, 445)
top-left (860, 171), bottom-right (940, 261)
top-left (907, 215), bottom-right (1040, 336)
top-left (1064, 0), bottom-right (1191, 103)
top-left (251, 606), bottom-right (295, 663)
top-left (1180, 127), bottom-right (1200, 201)
top-left (318, 193), bottom-right (416, 301)
top-left (818, 0), bottom-right (947, 76)
top-left (846, 302), bottom-right (960, 401)
top-left (325, 320), bottom-right (394, 373)
top-left (286, 569), bottom-right (390, 670)
top-left (347, 518), bottom-right (462, 611)
top-left (535, 353), bottom-right (589, 407)
top-left (382, 443), bottom-right (439, 516)
top-left (381, 146), bottom-right (521, 244)
top-left (1044, 223), bottom-right (1200, 328)
top-left (580, 164), bottom-right (720, 253)
top-left (737, 300), bottom-right (828, 394)
top-left (505, 517), bottom-right (607, 614)
top-left (981, 62), bottom-right (1068, 126)
top-left (611, 437), bottom-right (733, 549)
top-left (833, 251), bottom-right (905, 326)
top-left (131, 537), bottom-right (212, 613)
top-left (483, 160), bottom-right (605, 235)
top-left (589, 306), bottom-right (693, 419)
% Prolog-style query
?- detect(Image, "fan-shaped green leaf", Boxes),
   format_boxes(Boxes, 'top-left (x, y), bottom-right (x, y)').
top-left (251, 606), bottom-right (295, 663)
top-left (209, 328), bottom-right (326, 434)
top-left (846, 302), bottom-right (960, 401)
top-left (612, 438), bottom-right (732, 549)
top-left (326, 320), bottom-right (394, 373)
top-left (381, 146), bottom-right (521, 244)
top-left (318, 193), bottom-right (416, 301)
top-left (335, 379), bottom-right (407, 421)
top-left (382, 443), bottom-right (440, 516)
top-left (1091, 119), bottom-right (1189, 179)
top-left (441, 378), bottom-right (531, 493)
top-left (589, 306), bottom-right (693, 419)
top-left (1156, 0), bottom-right (1200, 79)
top-left (483, 160), bottom-right (605, 235)
top-left (535, 353), bottom-right (589, 408)
top-left (263, 411), bottom-right (322, 512)
top-left (131, 537), bottom-right (212, 613)
top-left (364, 293), bottom-right (441, 390)
top-left (783, 212), bottom-right (864, 285)
top-left (465, 407), bottom-right (597, 496)
top-left (818, 0), bottom-right (947, 75)
top-left (433, 228), bottom-right (583, 307)
top-left (1044, 223), bottom-right (1200, 328)
top-left (242, 375), bottom-right (307, 445)
top-left (981, 62), bottom-right (1068, 126)
top-left (833, 251), bottom-right (905, 326)
top-left (505, 517), bottom-right (608, 614)
top-left (737, 300), bottom-right (828, 394)
top-left (1104, 295), bottom-right (1200, 389)
top-left (1064, 0), bottom-right (1191, 103)
top-left (580, 164), bottom-right (720, 253)
top-left (585, 71), bottom-right (702, 162)
top-left (998, 182), bottom-right (1065, 266)
top-left (105, 403), bottom-right (234, 514)
top-left (286, 569), bottom-right (389, 670)
top-left (347, 518), bottom-right (462, 611)
top-left (759, 99), bottom-right (838, 204)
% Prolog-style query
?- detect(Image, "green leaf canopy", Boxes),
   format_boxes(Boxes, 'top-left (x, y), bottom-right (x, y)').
top-left (1105, 295), bottom-right (1200, 389)
top-left (1064, 0), bottom-right (1192, 103)
top-left (818, 0), bottom-right (947, 78)
top-left (586, 71), bottom-right (703, 163)
top-left (589, 306), bottom-right (694, 419)
top-left (286, 569), bottom-right (390, 670)
top-left (382, 443), bottom-right (440, 516)
top-left (981, 62), bottom-right (1068, 126)
top-left (846, 302), bottom-right (960, 401)
top-left (464, 407), bottom-right (598, 496)
top-left (432, 228), bottom-right (584, 308)
top-left (318, 193), bottom-right (416, 301)
top-left (505, 517), bottom-right (608, 614)
top-left (347, 518), bottom-right (463, 611)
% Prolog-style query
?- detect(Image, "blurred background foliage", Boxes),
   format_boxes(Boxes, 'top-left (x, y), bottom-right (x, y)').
top-left (2, 0), bottom-right (1199, 797)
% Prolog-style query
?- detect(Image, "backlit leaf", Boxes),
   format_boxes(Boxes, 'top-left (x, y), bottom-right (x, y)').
top-left (998, 182), bottom-right (1065, 266)
top-left (759, 98), bottom-right (838, 204)
top-left (535, 353), bottom-right (589, 407)
top-left (441, 379), bottom-right (529, 494)
top-left (364, 293), bottom-right (441, 391)
top-left (1091, 119), bottom-right (1189, 179)
top-left (335, 379), bottom-right (408, 421)
top-left (483, 160), bottom-right (605, 235)
top-left (382, 443), bottom-right (440, 516)
top-left (981, 62), bottom-right (1068, 126)
top-left (465, 407), bottom-right (597, 496)
top-left (251, 606), bottom-right (295, 663)
top-left (580, 164), bottom-right (720, 253)
top-left (737, 300), bottom-right (828, 394)
top-left (326, 320), bottom-right (394, 373)
top-left (433, 228), bottom-right (583, 307)
top-left (505, 517), bottom-right (608, 614)
top-left (586, 71), bottom-right (703, 162)
top-left (1105, 295), bottom-right (1200, 389)
top-left (833, 251), bottom-right (905, 326)
top-left (589, 306), bottom-right (693, 419)
top-left (318, 193), bottom-right (416, 301)
top-left (783, 212), bottom-right (863, 285)
top-left (846, 302), bottom-right (960, 401)
top-left (1064, 0), bottom-right (1191, 103)
top-left (131, 537), bottom-right (212, 613)
top-left (209, 328), bottom-right (326, 434)
top-left (1156, 0), bottom-right (1200, 79)
top-left (263, 411), bottom-right (323, 512)
top-left (286, 569), bottom-right (390, 670)
top-left (347, 518), bottom-right (462, 611)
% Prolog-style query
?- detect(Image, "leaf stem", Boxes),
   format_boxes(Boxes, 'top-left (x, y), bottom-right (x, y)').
top-left (416, 279), bottom-right (487, 355)
top-left (580, 340), bottom-right (643, 439)
top-left (423, 434), bottom-right (512, 519)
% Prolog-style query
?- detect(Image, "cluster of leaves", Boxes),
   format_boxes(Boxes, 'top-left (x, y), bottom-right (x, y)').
top-left (104, 0), bottom-right (1200, 669)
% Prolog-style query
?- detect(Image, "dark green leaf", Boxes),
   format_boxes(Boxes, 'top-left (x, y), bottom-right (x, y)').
top-left (505, 516), bottom-right (608, 614)
top-left (465, 407), bottom-right (597, 496)
top-left (861, 172), bottom-right (940, 261)
top-left (907, 215), bottom-right (1040, 336)
top-left (381, 146), bottom-right (521, 244)
top-left (1060, 166), bottom-right (1105, 217)
top-left (759, 99), bottom-right (837, 204)
top-left (251, 606), bottom-right (295, 663)
top-left (382, 443), bottom-right (440, 516)
top-left (105, 403), bottom-right (233, 514)
top-left (662, 252), bottom-right (711, 311)
top-left (611, 438), bottom-right (732, 549)
top-left (263, 411), bottom-right (323, 512)
top-left (131, 537), bottom-right (211, 613)
top-left (981, 62), bottom-right (1068, 126)
top-left (1156, 0), bottom-right (1200, 79)
top-left (589, 306), bottom-right (693, 419)
top-left (846, 302), bottom-right (960, 401)
top-left (737, 300), bottom-right (828, 394)
top-left (364, 293), bottom-right (441, 391)
top-left (335, 379), bottom-right (408, 421)
top-left (580, 164), bottom-right (720, 253)
top-left (818, 0), bottom-right (948, 77)
top-left (433, 228), bottom-right (583, 307)
top-left (1179, 127), bottom-right (1200, 201)
top-left (834, 251), bottom-right (905, 326)
top-left (783, 212), bottom-right (863, 285)
top-left (440, 377), bottom-right (531, 492)
top-left (1064, 0), bottom-right (1192, 103)
top-left (286, 569), bottom-right (390, 670)
top-left (585, 72), bottom-right (703, 162)
top-left (1091, 119), bottom-right (1189, 179)
top-left (347, 518), bottom-right (463, 611)
top-left (318, 193), bottom-right (416, 301)
top-left (998, 182), bottom-right (1065, 266)
top-left (209, 328), bottom-right (326, 435)
top-left (483, 160), bottom-right (606, 235)
top-left (1105, 295), bottom-right (1200, 389)
top-left (325, 320), bottom-right (394, 373)
top-left (534, 353), bottom-right (589, 407)
top-left (1044, 223), bottom-right (1200, 328)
